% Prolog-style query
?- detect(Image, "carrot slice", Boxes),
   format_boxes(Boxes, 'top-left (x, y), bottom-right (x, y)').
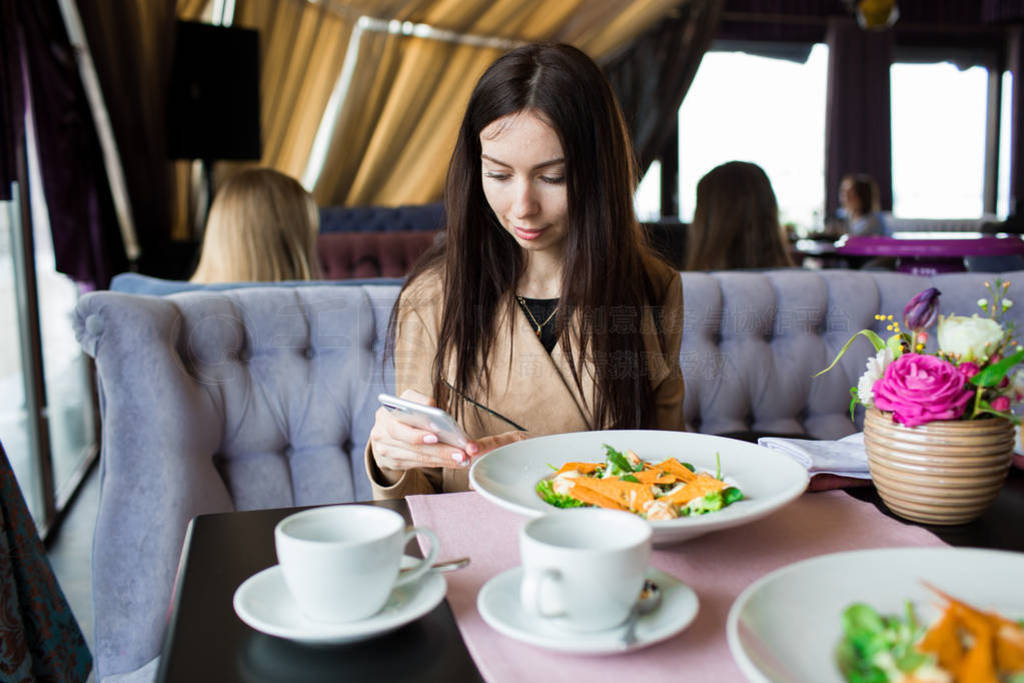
top-left (572, 477), bottom-right (654, 513)
top-left (553, 462), bottom-right (603, 476)
top-left (995, 622), bottom-right (1024, 671)
top-left (660, 474), bottom-right (726, 506)
top-left (955, 614), bottom-right (997, 683)
top-left (632, 469), bottom-right (675, 485)
top-left (567, 482), bottom-right (627, 510)
top-left (652, 458), bottom-right (698, 483)
top-left (922, 583), bottom-right (1023, 679)
top-left (917, 609), bottom-right (964, 671)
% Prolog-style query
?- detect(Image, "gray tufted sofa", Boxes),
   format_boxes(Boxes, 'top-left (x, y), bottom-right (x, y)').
top-left (74, 268), bottom-right (1024, 681)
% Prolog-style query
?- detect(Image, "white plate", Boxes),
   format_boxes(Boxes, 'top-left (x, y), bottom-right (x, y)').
top-left (233, 556), bottom-right (447, 645)
top-left (726, 547), bottom-right (1024, 683)
top-left (477, 566), bottom-right (698, 654)
top-left (469, 429), bottom-right (809, 545)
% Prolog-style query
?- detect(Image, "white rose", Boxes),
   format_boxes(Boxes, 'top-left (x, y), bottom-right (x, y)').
top-left (936, 314), bottom-right (1005, 362)
top-left (857, 347), bottom-right (894, 406)
top-left (1011, 369), bottom-right (1024, 401)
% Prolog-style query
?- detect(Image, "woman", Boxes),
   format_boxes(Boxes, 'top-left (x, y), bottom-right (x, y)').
top-left (685, 161), bottom-right (794, 271)
top-left (190, 167), bottom-right (321, 283)
top-left (366, 43), bottom-right (685, 499)
top-left (839, 172), bottom-right (890, 237)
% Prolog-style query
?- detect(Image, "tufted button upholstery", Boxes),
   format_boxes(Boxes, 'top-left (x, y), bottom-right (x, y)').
top-left (74, 268), bottom-right (1024, 679)
top-left (678, 269), bottom-right (1024, 439)
top-left (73, 282), bottom-right (400, 679)
top-left (317, 231), bottom-right (440, 279)
top-left (318, 202), bottom-right (444, 233)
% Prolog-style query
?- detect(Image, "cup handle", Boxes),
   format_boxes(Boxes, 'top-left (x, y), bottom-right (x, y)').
top-left (393, 526), bottom-right (440, 587)
top-left (520, 567), bottom-right (564, 618)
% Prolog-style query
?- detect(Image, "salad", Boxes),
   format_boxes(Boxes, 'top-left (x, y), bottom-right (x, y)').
top-left (837, 585), bottom-right (1024, 683)
top-left (534, 444), bottom-right (743, 520)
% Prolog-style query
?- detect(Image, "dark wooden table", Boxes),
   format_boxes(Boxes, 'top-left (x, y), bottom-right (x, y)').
top-left (156, 469), bottom-right (1024, 682)
top-left (155, 498), bottom-right (483, 683)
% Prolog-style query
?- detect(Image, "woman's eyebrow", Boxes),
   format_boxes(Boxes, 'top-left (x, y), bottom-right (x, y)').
top-left (481, 154), bottom-right (565, 170)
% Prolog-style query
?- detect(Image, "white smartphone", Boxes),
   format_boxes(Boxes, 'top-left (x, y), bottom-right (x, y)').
top-left (378, 393), bottom-right (469, 448)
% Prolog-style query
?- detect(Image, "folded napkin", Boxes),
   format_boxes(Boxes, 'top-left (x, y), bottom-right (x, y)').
top-left (757, 432), bottom-right (871, 479)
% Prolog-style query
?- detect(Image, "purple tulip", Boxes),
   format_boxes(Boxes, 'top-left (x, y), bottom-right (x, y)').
top-left (903, 287), bottom-right (941, 331)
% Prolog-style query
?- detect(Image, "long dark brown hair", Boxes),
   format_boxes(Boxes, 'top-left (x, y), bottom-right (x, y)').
top-left (389, 43), bottom-right (667, 430)
top-left (685, 161), bottom-right (794, 271)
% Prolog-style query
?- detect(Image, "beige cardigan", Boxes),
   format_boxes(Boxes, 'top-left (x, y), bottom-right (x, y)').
top-left (365, 260), bottom-right (685, 499)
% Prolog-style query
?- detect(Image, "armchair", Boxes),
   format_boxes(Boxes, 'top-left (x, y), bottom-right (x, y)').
top-left (74, 281), bottom-right (398, 680)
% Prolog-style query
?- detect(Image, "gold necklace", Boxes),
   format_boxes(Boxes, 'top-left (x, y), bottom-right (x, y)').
top-left (516, 295), bottom-right (557, 337)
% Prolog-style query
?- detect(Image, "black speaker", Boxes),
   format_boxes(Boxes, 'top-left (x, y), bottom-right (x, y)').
top-left (167, 21), bottom-right (261, 160)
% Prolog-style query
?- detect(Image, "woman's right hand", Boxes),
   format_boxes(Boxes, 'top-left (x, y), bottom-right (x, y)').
top-left (369, 389), bottom-right (479, 477)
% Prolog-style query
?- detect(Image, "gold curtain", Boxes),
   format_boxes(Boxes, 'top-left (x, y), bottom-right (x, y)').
top-left (170, 0), bottom-right (686, 215)
top-left (312, 0), bottom-right (685, 206)
top-left (231, 0), bottom-right (353, 178)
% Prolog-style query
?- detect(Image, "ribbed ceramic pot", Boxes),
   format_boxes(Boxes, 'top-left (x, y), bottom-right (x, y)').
top-left (863, 408), bottom-right (1014, 525)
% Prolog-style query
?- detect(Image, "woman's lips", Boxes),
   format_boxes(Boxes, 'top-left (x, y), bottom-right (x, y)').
top-left (513, 225), bottom-right (546, 240)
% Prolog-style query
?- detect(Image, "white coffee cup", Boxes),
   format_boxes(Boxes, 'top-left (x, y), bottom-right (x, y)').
top-left (274, 505), bottom-right (439, 623)
top-left (519, 509), bottom-right (652, 632)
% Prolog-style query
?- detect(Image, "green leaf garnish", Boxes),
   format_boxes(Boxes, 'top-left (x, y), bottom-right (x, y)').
top-left (535, 479), bottom-right (587, 509)
top-left (969, 347), bottom-right (1024, 387)
top-left (815, 329), bottom-right (886, 377)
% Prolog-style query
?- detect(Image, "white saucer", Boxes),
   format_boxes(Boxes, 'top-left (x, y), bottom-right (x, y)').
top-left (477, 566), bottom-right (698, 654)
top-left (233, 556), bottom-right (447, 645)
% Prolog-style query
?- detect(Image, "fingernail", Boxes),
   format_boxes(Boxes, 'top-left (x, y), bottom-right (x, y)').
top-left (466, 443), bottom-right (479, 455)
top-left (423, 433), bottom-right (438, 444)
top-left (451, 452), bottom-right (466, 464)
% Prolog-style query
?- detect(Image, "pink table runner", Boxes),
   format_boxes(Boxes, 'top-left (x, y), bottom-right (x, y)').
top-left (407, 490), bottom-right (946, 682)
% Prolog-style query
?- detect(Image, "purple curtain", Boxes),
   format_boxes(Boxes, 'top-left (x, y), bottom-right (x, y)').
top-left (0, 1), bottom-right (24, 202)
top-left (4, 1), bottom-right (124, 288)
top-left (824, 16), bottom-right (894, 218)
top-left (604, 0), bottom-right (725, 174)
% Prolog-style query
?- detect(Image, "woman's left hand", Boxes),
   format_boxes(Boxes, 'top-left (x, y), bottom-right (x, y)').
top-left (472, 430), bottom-right (532, 455)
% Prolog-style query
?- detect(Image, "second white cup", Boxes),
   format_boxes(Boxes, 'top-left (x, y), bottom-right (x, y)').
top-left (519, 509), bottom-right (652, 632)
top-left (275, 505), bottom-right (439, 623)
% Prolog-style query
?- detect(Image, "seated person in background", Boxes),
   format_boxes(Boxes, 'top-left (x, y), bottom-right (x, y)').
top-left (685, 161), bottom-right (794, 271)
top-left (190, 167), bottom-right (322, 283)
top-left (366, 43), bottom-right (685, 499)
top-left (839, 173), bottom-right (890, 237)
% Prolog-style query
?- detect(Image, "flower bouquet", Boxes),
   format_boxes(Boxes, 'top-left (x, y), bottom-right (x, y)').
top-left (818, 279), bottom-right (1023, 524)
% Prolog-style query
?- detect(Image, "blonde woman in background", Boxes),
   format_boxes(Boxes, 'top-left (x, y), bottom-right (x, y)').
top-left (684, 161), bottom-right (794, 271)
top-left (190, 167), bottom-right (322, 283)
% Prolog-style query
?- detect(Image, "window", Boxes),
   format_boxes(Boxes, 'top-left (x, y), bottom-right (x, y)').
top-left (634, 160), bottom-right (662, 222)
top-left (676, 43), bottom-right (829, 234)
top-left (890, 61), bottom-right (989, 218)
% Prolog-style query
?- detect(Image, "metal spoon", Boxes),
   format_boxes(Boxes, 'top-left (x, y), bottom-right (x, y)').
top-left (400, 556), bottom-right (471, 575)
top-left (622, 579), bottom-right (662, 646)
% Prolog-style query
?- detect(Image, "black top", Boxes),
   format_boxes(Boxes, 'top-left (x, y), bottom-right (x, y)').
top-left (516, 296), bottom-right (559, 353)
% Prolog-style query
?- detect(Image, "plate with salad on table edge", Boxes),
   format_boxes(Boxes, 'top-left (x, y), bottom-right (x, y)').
top-left (468, 430), bottom-right (809, 545)
top-left (726, 547), bottom-right (1024, 683)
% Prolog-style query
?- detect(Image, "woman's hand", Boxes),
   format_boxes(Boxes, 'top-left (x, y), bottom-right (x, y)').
top-left (474, 430), bottom-right (532, 455)
top-left (370, 390), bottom-right (479, 476)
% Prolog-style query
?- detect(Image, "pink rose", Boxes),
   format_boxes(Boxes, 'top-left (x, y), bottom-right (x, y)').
top-left (873, 353), bottom-right (974, 427)
top-left (958, 362), bottom-right (980, 380)
top-left (991, 396), bottom-right (1010, 412)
